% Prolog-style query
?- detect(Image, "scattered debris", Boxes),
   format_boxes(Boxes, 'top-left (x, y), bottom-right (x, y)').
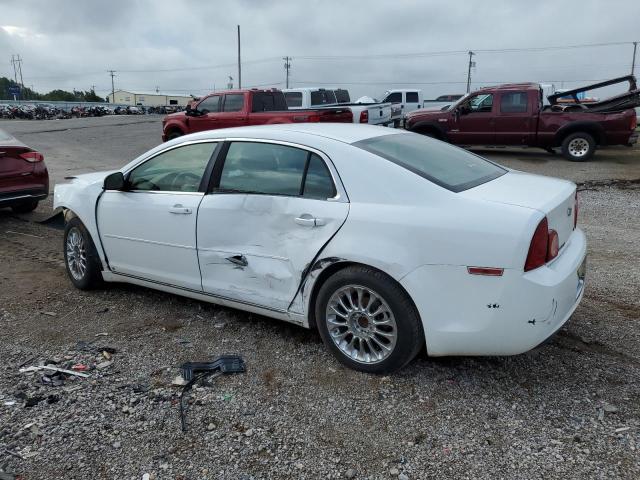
top-left (95, 332), bottom-right (109, 337)
top-left (615, 427), bottom-right (631, 433)
top-left (40, 311), bottom-right (57, 317)
top-left (96, 361), bottom-right (113, 370)
top-left (179, 355), bottom-right (246, 432)
top-left (20, 365), bottom-right (90, 378)
top-left (72, 364), bottom-right (89, 372)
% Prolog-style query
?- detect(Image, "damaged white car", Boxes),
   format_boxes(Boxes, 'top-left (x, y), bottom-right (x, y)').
top-left (54, 124), bottom-right (586, 373)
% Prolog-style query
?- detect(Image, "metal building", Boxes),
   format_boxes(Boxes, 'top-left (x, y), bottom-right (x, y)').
top-left (107, 90), bottom-right (192, 107)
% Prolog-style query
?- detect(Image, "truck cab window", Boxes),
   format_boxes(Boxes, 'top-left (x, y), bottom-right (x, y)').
top-left (385, 92), bottom-right (402, 103)
top-left (406, 92), bottom-right (419, 103)
top-left (198, 96), bottom-right (221, 114)
top-left (466, 94), bottom-right (493, 113)
top-left (500, 92), bottom-right (528, 113)
top-left (223, 94), bottom-right (244, 112)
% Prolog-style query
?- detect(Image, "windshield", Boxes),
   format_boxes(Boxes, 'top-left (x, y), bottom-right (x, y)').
top-left (353, 133), bottom-right (506, 192)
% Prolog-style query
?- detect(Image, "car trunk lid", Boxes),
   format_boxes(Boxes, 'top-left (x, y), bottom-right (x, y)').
top-left (461, 170), bottom-right (576, 249)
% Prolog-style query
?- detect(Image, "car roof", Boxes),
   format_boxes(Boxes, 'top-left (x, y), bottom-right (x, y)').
top-left (181, 123), bottom-right (403, 145)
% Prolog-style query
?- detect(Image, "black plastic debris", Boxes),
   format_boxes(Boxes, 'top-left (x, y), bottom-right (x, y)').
top-left (179, 354), bottom-right (246, 432)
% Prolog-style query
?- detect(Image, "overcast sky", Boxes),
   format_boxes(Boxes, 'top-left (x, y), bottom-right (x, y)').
top-left (1, 0), bottom-right (639, 100)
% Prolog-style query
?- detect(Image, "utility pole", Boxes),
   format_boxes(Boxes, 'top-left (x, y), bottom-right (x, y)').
top-left (283, 56), bottom-right (291, 88)
top-left (466, 51), bottom-right (475, 93)
top-left (108, 70), bottom-right (116, 103)
top-left (15, 54), bottom-right (24, 87)
top-left (632, 41), bottom-right (638, 76)
top-left (237, 25), bottom-right (242, 89)
top-left (10, 55), bottom-right (18, 84)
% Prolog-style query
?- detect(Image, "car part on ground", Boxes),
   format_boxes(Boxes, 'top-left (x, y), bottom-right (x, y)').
top-left (179, 355), bottom-right (246, 432)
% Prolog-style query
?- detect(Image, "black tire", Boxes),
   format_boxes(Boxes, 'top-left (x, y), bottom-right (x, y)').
top-left (167, 129), bottom-right (183, 141)
top-left (11, 200), bottom-right (39, 213)
top-left (63, 217), bottom-right (103, 290)
top-left (315, 265), bottom-right (424, 374)
top-left (561, 132), bottom-right (596, 162)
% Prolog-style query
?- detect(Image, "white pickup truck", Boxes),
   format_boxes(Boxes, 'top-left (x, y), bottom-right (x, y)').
top-left (283, 88), bottom-right (393, 127)
top-left (381, 90), bottom-right (465, 125)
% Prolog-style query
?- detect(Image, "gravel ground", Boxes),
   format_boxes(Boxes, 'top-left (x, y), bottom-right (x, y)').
top-left (0, 117), bottom-right (639, 479)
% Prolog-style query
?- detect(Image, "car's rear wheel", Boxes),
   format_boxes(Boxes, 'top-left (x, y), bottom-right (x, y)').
top-left (11, 200), bottom-right (39, 213)
top-left (64, 217), bottom-right (103, 290)
top-left (561, 132), bottom-right (596, 162)
top-left (315, 266), bottom-right (424, 373)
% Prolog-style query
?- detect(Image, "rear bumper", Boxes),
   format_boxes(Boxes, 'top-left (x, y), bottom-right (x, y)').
top-left (628, 131), bottom-right (638, 146)
top-left (0, 188), bottom-right (48, 207)
top-left (401, 228), bottom-right (587, 356)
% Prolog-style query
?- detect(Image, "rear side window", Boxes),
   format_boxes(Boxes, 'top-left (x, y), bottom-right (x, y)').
top-left (334, 89), bottom-right (350, 103)
top-left (353, 134), bottom-right (506, 192)
top-left (217, 142), bottom-right (335, 199)
top-left (198, 96), bottom-right (221, 113)
top-left (284, 92), bottom-right (303, 108)
top-left (128, 142), bottom-right (217, 192)
top-left (310, 90), bottom-right (337, 106)
top-left (500, 92), bottom-right (528, 113)
top-left (406, 92), bottom-right (419, 103)
top-left (252, 92), bottom-right (288, 112)
top-left (223, 94), bottom-right (244, 112)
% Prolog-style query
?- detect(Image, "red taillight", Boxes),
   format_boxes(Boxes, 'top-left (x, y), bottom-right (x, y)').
top-left (524, 217), bottom-right (549, 272)
top-left (359, 110), bottom-right (369, 123)
top-left (574, 191), bottom-right (578, 229)
top-left (631, 114), bottom-right (637, 130)
top-left (547, 229), bottom-right (559, 261)
top-left (19, 151), bottom-right (44, 163)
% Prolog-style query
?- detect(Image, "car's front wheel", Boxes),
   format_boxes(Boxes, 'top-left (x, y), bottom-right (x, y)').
top-left (63, 217), bottom-right (103, 290)
top-left (315, 266), bottom-right (424, 373)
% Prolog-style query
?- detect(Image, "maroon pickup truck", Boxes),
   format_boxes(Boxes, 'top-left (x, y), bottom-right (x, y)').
top-left (162, 89), bottom-right (352, 141)
top-left (405, 76), bottom-right (639, 161)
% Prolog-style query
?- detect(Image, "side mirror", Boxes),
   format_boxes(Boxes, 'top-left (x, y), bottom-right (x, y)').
top-left (185, 105), bottom-right (200, 117)
top-left (103, 172), bottom-right (125, 191)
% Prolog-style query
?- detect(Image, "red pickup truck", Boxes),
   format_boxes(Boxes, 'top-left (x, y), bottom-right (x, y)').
top-left (162, 89), bottom-right (353, 141)
top-left (405, 76), bottom-right (639, 161)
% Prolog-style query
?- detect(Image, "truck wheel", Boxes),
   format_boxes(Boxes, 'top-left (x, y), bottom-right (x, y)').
top-left (561, 132), bottom-right (595, 162)
top-left (315, 266), bottom-right (424, 374)
top-left (167, 130), bottom-right (183, 140)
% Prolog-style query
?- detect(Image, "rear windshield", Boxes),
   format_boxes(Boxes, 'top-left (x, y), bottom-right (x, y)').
top-left (310, 90), bottom-right (337, 106)
top-left (334, 89), bottom-right (350, 103)
top-left (353, 133), bottom-right (506, 192)
top-left (284, 92), bottom-right (302, 108)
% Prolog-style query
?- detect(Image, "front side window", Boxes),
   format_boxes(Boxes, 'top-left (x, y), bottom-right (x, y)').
top-left (353, 133), bottom-right (505, 192)
top-left (284, 92), bottom-right (303, 108)
top-left (198, 95), bottom-right (220, 114)
top-left (218, 142), bottom-right (335, 199)
top-left (223, 94), bottom-right (244, 112)
top-left (385, 92), bottom-right (402, 103)
top-left (500, 92), bottom-right (528, 113)
top-left (128, 142), bottom-right (217, 192)
top-left (466, 93), bottom-right (493, 113)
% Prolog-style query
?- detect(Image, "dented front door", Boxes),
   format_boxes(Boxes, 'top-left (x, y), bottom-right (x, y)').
top-left (196, 193), bottom-right (348, 311)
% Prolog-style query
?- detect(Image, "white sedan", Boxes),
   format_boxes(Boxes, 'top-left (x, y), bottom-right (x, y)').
top-left (54, 124), bottom-right (586, 373)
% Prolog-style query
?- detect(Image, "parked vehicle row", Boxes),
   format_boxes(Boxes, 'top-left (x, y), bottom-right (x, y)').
top-left (0, 103), bottom-right (181, 120)
top-left (405, 75), bottom-right (640, 162)
top-left (161, 88), bottom-right (353, 141)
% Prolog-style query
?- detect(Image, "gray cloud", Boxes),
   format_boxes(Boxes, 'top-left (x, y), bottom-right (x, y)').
top-left (0, 0), bottom-right (638, 100)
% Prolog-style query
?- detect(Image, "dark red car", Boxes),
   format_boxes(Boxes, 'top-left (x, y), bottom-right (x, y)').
top-left (0, 129), bottom-right (48, 213)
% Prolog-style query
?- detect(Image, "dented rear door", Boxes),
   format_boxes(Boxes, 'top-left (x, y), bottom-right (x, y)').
top-left (196, 140), bottom-right (349, 312)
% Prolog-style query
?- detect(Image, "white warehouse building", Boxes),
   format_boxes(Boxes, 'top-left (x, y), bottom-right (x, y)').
top-left (107, 90), bottom-right (192, 107)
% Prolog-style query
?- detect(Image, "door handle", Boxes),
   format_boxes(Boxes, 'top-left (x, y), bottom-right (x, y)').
top-left (295, 215), bottom-right (325, 227)
top-left (169, 204), bottom-right (192, 214)
top-left (226, 254), bottom-right (248, 267)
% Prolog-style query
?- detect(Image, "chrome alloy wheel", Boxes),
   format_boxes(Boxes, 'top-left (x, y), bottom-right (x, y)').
top-left (325, 285), bottom-right (398, 364)
top-left (66, 227), bottom-right (87, 281)
top-left (568, 138), bottom-right (589, 158)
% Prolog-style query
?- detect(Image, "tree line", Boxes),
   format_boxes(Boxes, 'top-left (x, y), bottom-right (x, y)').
top-left (0, 77), bottom-right (105, 102)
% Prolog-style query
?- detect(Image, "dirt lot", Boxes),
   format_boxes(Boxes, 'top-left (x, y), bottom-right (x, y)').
top-left (1, 117), bottom-right (639, 479)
